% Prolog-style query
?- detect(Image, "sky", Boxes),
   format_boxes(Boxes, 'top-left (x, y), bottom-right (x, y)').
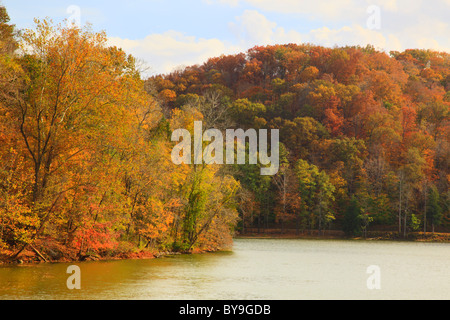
top-left (2, 0), bottom-right (450, 75)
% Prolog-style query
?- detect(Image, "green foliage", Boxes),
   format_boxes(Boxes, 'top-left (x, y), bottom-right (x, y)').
top-left (409, 214), bottom-right (421, 232)
top-left (295, 159), bottom-right (335, 232)
top-left (230, 98), bottom-right (266, 127)
top-left (427, 186), bottom-right (443, 228)
top-left (182, 168), bottom-right (209, 248)
top-left (342, 197), bottom-right (363, 237)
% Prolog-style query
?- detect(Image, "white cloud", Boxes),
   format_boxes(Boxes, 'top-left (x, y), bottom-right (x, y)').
top-left (110, 1), bottom-right (449, 76)
top-left (209, 0), bottom-right (450, 51)
top-left (229, 10), bottom-right (303, 47)
top-left (228, 10), bottom-right (402, 52)
top-left (306, 24), bottom-right (401, 51)
top-left (108, 31), bottom-right (242, 75)
top-left (228, 9), bottom-right (449, 54)
top-left (229, 0), bottom-right (450, 51)
top-left (108, 11), bottom-right (303, 76)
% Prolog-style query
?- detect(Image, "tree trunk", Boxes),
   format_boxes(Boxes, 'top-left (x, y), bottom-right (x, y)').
top-left (398, 173), bottom-right (403, 235)
top-left (241, 210), bottom-right (245, 234)
top-left (403, 209), bottom-right (408, 238)
top-left (30, 244), bottom-right (48, 262)
top-left (403, 197), bottom-right (409, 238)
top-left (423, 180), bottom-right (427, 234)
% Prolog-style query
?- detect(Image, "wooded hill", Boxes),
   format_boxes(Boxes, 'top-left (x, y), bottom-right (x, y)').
top-left (149, 38), bottom-right (450, 237)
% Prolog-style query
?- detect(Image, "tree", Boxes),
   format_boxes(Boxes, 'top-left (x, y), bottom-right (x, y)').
top-left (236, 187), bottom-right (256, 234)
top-left (14, 21), bottom-right (131, 203)
top-left (418, 101), bottom-right (449, 141)
top-left (5, 19), bottom-right (163, 258)
top-left (342, 197), bottom-right (363, 237)
top-left (295, 159), bottom-right (335, 235)
top-left (272, 143), bottom-right (294, 233)
top-left (0, 5), bottom-right (17, 55)
top-left (427, 186), bottom-right (443, 233)
top-left (325, 137), bottom-right (367, 195)
top-left (229, 98), bottom-right (266, 128)
top-left (174, 164), bottom-right (239, 252)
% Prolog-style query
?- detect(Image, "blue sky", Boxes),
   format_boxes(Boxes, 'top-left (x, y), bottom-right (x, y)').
top-left (3, 0), bottom-right (449, 75)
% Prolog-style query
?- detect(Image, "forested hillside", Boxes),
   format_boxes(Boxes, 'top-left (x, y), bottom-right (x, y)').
top-left (0, 5), bottom-right (449, 263)
top-left (149, 38), bottom-right (450, 237)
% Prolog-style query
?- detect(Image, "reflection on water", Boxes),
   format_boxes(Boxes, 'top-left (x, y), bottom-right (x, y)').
top-left (0, 238), bottom-right (449, 300)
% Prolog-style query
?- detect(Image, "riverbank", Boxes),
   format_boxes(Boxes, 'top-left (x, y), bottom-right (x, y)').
top-left (0, 238), bottom-right (190, 266)
top-left (2, 230), bottom-right (449, 266)
top-left (235, 229), bottom-right (450, 242)
top-left (0, 248), bottom-right (155, 266)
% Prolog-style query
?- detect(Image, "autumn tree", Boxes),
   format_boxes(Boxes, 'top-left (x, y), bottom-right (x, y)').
top-left (272, 143), bottom-right (295, 233)
top-left (2, 19), bottom-right (166, 258)
top-left (426, 185), bottom-right (443, 233)
top-left (0, 6), bottom-right (34, 252)
top-left (295, 159), bottom-right (335, 235)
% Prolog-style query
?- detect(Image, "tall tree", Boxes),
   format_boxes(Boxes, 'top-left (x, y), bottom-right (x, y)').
top-left (295, 159), bottom-right (335, 235)
top-left (427, 186), bottom-right (443, 233)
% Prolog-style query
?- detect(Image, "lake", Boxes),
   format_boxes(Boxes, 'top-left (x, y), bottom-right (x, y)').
top-left (0, 238), bottom-right (449, 300)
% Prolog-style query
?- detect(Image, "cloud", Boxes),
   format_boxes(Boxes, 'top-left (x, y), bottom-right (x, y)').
top-left (229, 10), bottom-right (394, 53)
top-left (307, 24), bottom-right (403, 51)
top-left (228, 10), bottom-right (400, 51)
top-left (229, 10), bottom-right (300, 46)
top-left (109, 1), bottom-right (449, 76)
top-left (209, 0), bottom-right (450, 52)
top-left (108, 31), bottom-right (242, 75)
top-left (229, 10), bottom-right (303, 47)
top-left (228, 9), bottom-right (449, 53)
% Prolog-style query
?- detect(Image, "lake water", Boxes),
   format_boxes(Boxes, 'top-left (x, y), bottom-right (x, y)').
top-left (0, 238), bottom-right (449, 300)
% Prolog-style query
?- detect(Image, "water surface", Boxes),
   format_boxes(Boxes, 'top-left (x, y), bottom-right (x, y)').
top-left (0, 238), bottom-right (449, 300)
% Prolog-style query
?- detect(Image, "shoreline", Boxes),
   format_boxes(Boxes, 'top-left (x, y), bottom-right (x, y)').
top-left (0, 249), bottom-right (193, 267)
top-left (234, 230), bottom-right (450, 243)
top-left (2, 231), bottom-right (449, 266)
top-left (0, 242), bottom-right (228, 266)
